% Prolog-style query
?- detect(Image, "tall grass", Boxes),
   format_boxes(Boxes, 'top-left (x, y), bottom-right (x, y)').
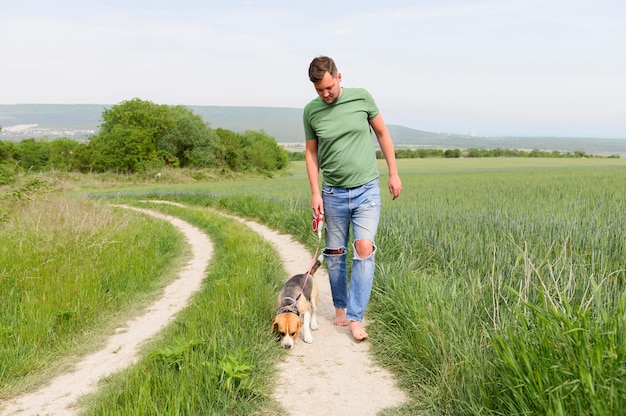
top-left (3, 158), bottom-right (625, 414)
top-left (0, 191), bottom-right (185, 398)
top-left (368, 164), bottom-right (626, 414)
top-left (109, 158), bottom-right (624, 415)
top-left (82, 204), bottom-right (286, 415)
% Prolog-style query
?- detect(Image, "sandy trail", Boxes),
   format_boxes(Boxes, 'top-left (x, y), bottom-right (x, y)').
top-left (233, 217), bottom-right (407, 415)
top-left (1, 204), bottom-right (406, 416)
top-left (1, 206), bottom-right (213, 416)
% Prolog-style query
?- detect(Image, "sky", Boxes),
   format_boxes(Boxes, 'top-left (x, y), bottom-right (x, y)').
top-left (1, 0), bottom-right (625, 138)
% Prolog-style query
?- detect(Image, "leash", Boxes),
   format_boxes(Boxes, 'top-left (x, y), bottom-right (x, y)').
top-left (296, 212), bottom-right (324, 301)
top-left (277, 213), bottom-right (324, 315)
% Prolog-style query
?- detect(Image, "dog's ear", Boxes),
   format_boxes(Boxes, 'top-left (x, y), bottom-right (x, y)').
top-left (271, 318), bottom-right (278, 334)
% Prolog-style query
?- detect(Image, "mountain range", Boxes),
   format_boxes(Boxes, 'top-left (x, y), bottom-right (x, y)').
top-left (1, 104), bottom-right (625, 156)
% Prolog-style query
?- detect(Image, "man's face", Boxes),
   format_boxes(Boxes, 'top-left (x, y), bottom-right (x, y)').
top-left (313, 71), bottom-right (342, 104)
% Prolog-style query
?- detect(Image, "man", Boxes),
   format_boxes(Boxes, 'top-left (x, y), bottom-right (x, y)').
top-left (303, 56), bottom-right (402, 341)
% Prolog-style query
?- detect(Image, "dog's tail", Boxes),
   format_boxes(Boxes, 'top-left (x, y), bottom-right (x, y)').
top-left (309, 254), bottom-right (324, 276)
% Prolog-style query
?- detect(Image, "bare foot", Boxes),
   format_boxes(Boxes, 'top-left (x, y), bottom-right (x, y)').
top-left (349, 321), bottom-right (369, 341)
top-left (334, 308), bottom-right (349, 326)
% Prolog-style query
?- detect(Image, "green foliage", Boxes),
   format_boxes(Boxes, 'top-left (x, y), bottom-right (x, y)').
top-left (2, 177), bottom-right (53, 201)
top-left (100, 98), bottom-right (174, 136)
top-left (148, 339), bottom-right (205, 371)
top-left (219, 348), bottom-right (258, 398)
top-left (0, 163), bottom-right (14, 185)
top-left (72, 98), bottom-right (288, 174)
top-left (0, 197), bottom-right (184, 394)
top-left (378, 147), bottom-right (617, 160)
top-left (12, 138), bottom-right (51, 170)
top-left (118, 158), bottom-right (624, 415)
top-left (0, 140), bottom-right (16, 162)
top-left (366, 164), bottom-right (626, 414)
top-left (3, 99), bottom-right (617, 178)
top-left (444, 148), bottom-right (461, 158)
top-left (83, 99), bottom-right (170, 172)
top-left (487, 292), bottom-right (626, 415)
top-left (0, 178), bottom-right (54, 225)
top-left (240, 130), bottom-right (289, 172)
top-left (0, 138), bottom-right (81, 175)
top-left (48, 138), bottom-right (80, 170)
top-left (157, 105), bottom-right (220, 168)
top-left (392, 148), bottom-right (446, 159)
top-left (87, 124), bottom-right (158, 172)
top-left (4, 154), bottom-right (624, 414)
top-left (216, 128), bottom-right (244, 170)
top-left (213, 128), bottom-right (289, 174)
top-left (0, 141), bottom-right (17, 184)
top-left (83, 205), bottom-right (284, 415)
top-left (287, 150), bottom-right (306, 161)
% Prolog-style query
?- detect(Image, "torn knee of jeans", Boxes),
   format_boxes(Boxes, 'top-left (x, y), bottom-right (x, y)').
top-left (324, 247), bottom-right (346, 255)
top-left (353, 241), bottom-right (377, 260)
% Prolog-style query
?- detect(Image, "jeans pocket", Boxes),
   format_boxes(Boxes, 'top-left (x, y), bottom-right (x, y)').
top-left (321, 183), bottom-right (334, 195)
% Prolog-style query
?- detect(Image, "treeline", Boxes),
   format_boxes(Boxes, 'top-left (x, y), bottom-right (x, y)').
top-left (391, 147), bottom-right (618, 159)
top-left (0, 98), bottom-right (289, 184)
top-left (287, 145), bottom-right (618, 162)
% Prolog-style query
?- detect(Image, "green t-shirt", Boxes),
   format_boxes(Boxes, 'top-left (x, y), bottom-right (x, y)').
top-left (303, 88), bottom-right (380, 188)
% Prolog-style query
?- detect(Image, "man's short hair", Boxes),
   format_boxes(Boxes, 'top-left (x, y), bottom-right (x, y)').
top-left (308, 56), bottom-right (338, 82)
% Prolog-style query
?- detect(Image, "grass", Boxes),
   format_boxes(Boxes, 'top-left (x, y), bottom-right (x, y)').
top-left (368, 161), bottom-right (626, 414)
top-left (80, 203), bottom-right (286, 415)
top-left (2, 157), bottom-right (625, 415)
top-left (0, 188), bottom-right (186, 398)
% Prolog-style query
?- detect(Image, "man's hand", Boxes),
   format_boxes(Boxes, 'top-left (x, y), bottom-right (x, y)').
top-left (310, 193), bottom-right (324, 215)
top-left (388, 174), bottom-right (402, 200)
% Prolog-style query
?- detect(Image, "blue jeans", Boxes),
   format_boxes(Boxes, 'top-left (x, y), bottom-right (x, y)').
top-left (322, 178), bottom-right (381, 322)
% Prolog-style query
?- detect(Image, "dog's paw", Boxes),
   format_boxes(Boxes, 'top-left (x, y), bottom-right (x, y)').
top-left (303, 331), bottom-right (314, 343)
top-left (310, 320), bottom-right (319, 331)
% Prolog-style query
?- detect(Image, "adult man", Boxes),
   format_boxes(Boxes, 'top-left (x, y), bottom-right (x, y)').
top-left (304, 56), bottom-right (402, 341)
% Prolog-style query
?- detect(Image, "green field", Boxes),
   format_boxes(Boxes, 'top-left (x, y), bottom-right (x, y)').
top-left (1, 157), bottom-right (625, 415)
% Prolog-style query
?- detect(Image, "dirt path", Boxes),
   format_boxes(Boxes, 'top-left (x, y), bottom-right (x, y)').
top-left (1, 204), bottom-right (406, 416)
top-left (1, 206), bottom-right (213, 416)
top-left (231, 216), bottom-right (407, 415)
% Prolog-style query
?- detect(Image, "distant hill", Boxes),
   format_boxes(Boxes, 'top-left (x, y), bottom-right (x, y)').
top-left (0, 104), bottom-right (104, 130)
top-left (1, 104), bottom-right (625, 155)
top-left (188, 106), bottom-right (304, 141)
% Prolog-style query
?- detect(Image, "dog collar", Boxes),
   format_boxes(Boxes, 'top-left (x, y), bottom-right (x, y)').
top-left (276, 305), bottom-right (299, 316)
top-left (277, 297), bottom-right (299, 316)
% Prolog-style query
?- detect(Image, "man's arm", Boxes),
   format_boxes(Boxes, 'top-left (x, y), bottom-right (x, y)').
top-left (305, 138), bottom-right (324, 214)
top-left (369, 113), bottom-right (402, 200)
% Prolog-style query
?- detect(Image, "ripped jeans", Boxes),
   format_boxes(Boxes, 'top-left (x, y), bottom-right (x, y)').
top-left (322, 178), bottom-right (381, 322)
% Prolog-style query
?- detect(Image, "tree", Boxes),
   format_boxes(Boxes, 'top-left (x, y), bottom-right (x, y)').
top-left (0, 139), bottom-right (16, 184)
top-left (88, 125), bottom-right (157, 172)
top-left (76, 98), bottom-right (289, 174)
top-left (240, 130), bottom-right (289, 172)
top-left (216, 128), bottom-right (243, 170)
top-left (14, 139), bottom-right (51, 171)
top-left (83, 99), bottom-right (172, 172)
top-left (158, 105), bottom-right (220, 168)
top-left (444, 148), bottom-right (461, 158)
top-left (0, 140), bottom-right (16, 164)
top-left (49, 138), bottom-right (80, 170)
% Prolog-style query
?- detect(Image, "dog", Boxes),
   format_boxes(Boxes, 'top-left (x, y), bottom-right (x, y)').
top-left (271, 257), bottom-right (321, 349)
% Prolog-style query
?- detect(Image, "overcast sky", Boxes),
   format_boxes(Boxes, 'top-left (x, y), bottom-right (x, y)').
top-left (2, 0), bottom-right (625, 138)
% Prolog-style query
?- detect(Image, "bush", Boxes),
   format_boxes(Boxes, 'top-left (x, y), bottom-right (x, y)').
top-left (74, 98), bottom-right (288, 175)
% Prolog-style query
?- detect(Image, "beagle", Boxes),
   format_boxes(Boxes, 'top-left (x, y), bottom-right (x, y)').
top-left (271, 257), bottom-right (321, 349)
